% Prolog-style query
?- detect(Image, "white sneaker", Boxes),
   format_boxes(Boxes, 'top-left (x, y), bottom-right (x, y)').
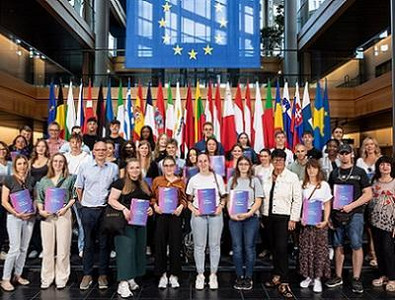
top-left (329, 247), bottom-right (334, 260)
top-left (128, 278), bottom-right (139, 291)
top-left (158, 273), bottom-right (168, 289)
top-left (195, 274), bottom-right (205, 290)
top-left (208, 273), bottom-right (218, 290)
top-left (313, 278), bottom-right (322, 293)
top-left (28, 250), bottom-right (38, 259)
top-left (38, 252), bottom-right (43, 259)
top-left (79, 251), bottom-right (83, 258)
top-left (110, 251), bottom-right (116, 259)
top-left (0, 251), bottom-right (7, 260)
top-left (300, 277), bottom-right (313, 288)
top-left (169, 275), bottom-right (180, 288)
top-left (117, 281), bottom-right (133, 298)
top-left (146, 246), bottom-right (152, 256)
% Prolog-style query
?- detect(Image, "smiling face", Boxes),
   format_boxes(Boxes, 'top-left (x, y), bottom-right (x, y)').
top-left (197, 153), bottom-right (210, 173)
top-left (327, 140), bottom-right (339, 156)
top-left (158, 134), bottom-right (168, 148)
top-left (15, 157), bottom-right (28, 175)
top-left (138, 144), bottom-right (149, 157)
top-left (48, 124), bottom-right (60, 139)
top-left (203, 124), bottom-right (214, 139)
top-left (332, 128), bottom-right (344, 141)
top-left (238, 134), bottom-right (248, 147)
top-left (126, 160), bottom-right (141, 180)
top-left (106, 142), bottom-right (115, 157)
top-left (15, 136), bottom-right (26, 150)
top-left (93, 141), bottom-right (107, 161)
top-left (163, 158), bottom-right (176, 177)
top-left (35, 140), bottom-right (47, 155)
top-left (188, 149), bottom-right (198, 165)
top-left (52, 154), bottom-right (66, 173)
top-left (141, 127), bottom-right (151, 139)
top-left (307, 165), bottom-right (319, 181)
top-left (206, 139), bottom-right (217, 155)
top-left (295, 144), bottom-right (307, 161)
top-left (232, 146), bottom-right (243, 160)
top-left (275, 133), bottom-right (286, 148)
top-left (364, 138), bottom-right (376, 154)
top-left (237, 158), bottom-right (251, 175)
top-left (166, 143), bottom-right (177, 157)
top-left (259, 151), bottom-right (271, 166)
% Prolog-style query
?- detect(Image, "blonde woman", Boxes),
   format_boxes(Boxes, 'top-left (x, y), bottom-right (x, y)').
top-left (154, 133), bottom-right (169, 163)
top-left (37, 153), bottom-right (76, 289)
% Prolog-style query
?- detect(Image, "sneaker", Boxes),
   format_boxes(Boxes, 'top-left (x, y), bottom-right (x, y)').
top-left (325, 276), bottom-right (343, 288)
top-left (169, 275), bottom-right (180, 288)
top-left (117, 281), bottom-right (133, 298)
top-left (41, 282), bottom-right (51, 289)
top-left (195, 274), bottom-right (205, 290)
top-left (28, 250), bottom-right (38, 259)
top-left (146, 246), bottom-right (152, 256)
top-left (300, 277), bottom-right (313, 288)
top-left (243, 277), bottom-right (253, 290)
top-left (0, 251), bottom-right (7, 260)
top-left (209, 273), bottom-right (218, 290)
top-left (79, 251), bottom-right (83, 258)
top-left (233, 277), bottom-right (244, 290)
top-left (128, 278), bottom-right (139, 291)
top-left (56, 284), bottom-right (66, 290)
top-left (313, 278), bottom-right (322, 293)
top-left (110, 250), bottom-right (116, 259)
top-left (329, 247), bottom-right (334, 260)
top-left (1, 280), bottom-right (15, 292)
top-left (98, 275), bottom-right (108, 290)
top-left (38, 252), bottom-right (43, 259)
top-left (351, 278), bottom-right (364, 294)
top-left (79, 275), bottom-right (92, 290)
top-left (158, 273), bottom-right (168, 289)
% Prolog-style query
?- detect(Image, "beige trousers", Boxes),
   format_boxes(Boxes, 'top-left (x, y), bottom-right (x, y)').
top-left (40, 208), bottom-right (72, 286)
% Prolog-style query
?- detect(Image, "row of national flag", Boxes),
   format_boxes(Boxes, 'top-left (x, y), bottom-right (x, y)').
top-left (48, 79), bottom-right (331, 152)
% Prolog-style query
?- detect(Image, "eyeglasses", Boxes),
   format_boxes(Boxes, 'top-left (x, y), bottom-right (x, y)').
top-left (339, 152), bottom-right (351, 156)
top-left (272, 158), bottom-right (285, 163)
top-left (163, 164), bottom-right (175, 168)
top-left (238, 163), bottom-right (250, 166)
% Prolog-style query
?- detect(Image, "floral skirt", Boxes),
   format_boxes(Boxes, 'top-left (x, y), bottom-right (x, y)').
top-left (299, 226), bottom-right (331, 279)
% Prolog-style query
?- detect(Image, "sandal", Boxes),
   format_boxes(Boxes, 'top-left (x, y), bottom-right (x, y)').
top-left (370, 259), bottom-right (378, 267)
top-left (14, 276), bottom-right (30, 286)
top-left (1, 280), bottom-right (15, 292)
top-left (386, 281), bottom-right (395, 292)
top-left (278, 283), bottom-right (294, 299)
top-left (372, 276), bottom-right (388, 287)
top-left (265, 276), bottom-right (281, 288)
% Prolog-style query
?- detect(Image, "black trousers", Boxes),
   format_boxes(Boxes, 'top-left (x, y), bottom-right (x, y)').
top-left (372, 226), bottom-right (395, 280)
top-left (154, 214), bottom-right (182, 277)
top-left (263, 216), bottom-right (290, 282)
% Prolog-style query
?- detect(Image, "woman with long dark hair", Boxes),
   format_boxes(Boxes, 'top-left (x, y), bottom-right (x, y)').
top-left (140, 126), bottom-right (155, 151)
top-left (237, 133), bottom-right (257, 164)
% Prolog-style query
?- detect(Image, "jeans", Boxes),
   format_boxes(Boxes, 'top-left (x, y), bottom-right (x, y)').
top-left (2, 214), bottom-right (35, 280)
top-left (191, 213), bottom-right (223, 274)
top-left (229, 216), bottom-right (259, 277)
top-left (333, 213), bottom-right (364, 250)
top-left (81, 207), bottom-right (108, 276)
top-left (72, 202), bottom-right (84, 253)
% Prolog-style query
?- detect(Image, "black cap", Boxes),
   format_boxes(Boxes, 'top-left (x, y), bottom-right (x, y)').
top-left (338, 143), bottom-right (352, 154)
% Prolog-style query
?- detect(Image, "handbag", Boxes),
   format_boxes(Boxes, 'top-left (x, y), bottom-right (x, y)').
top-left (102, 205), bottom-right (127, 235)
top-left (331, 210), bottom-right (353, 228)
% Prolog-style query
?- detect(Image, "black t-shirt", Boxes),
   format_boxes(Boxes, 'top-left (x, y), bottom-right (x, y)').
top-left (83, 134), bottom-right (99, 151)
top-left (111, 178), bottom-right (151, 207)
top-left (108, 136), bottom-right (126, 158)
top-left (307, 147), bottom-right (323, 160)
top-left (328, 166), bottom-right (371, 214)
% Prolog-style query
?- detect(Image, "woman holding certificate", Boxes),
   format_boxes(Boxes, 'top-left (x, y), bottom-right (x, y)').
top-left (108, 158), bottom-right (153, 298)
top-left (226, 156), bottom-right (263, 290)
top-left (186, 153), bottom-right (226, 290)
top-left (36, 153), bottom-right (76, 289)
top-left (299, 159), bottom-right (332, 293)
top-left (151, 156), bottom-right (187, 289)
top-left (1, 154), bottom-right (35, 292)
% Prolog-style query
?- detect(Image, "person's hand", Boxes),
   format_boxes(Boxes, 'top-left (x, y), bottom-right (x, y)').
top-left (215, 205), bottom-right (223, 216)
top-left (38, 210), bottom-right (51, 219)
top-left (316, 220), bottom-right (328, 229)
top-left (147, 207), bottom-right (154, 216)
top-left (341, 203), bottom-right (354, 214)
top-left (154, 204), bottom-right (163, 215)
top-left (288, 220), bottom-right (296, 231)
top-left (57, 207), bottom-right (68, 217)
top-left (173, 205), bottom-right (183, 217)
top-left (301, 220), bottom-right (306, 227)
top-left (122, 208), bottom-right (130, 221)
top-left (192, 207), bottom-right (201, 216)
top-left (392, 228), bottom-right (395, 238)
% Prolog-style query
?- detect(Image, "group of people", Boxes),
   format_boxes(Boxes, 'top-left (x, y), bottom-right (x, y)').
top-left (0, 119), bottom-right (393, 299)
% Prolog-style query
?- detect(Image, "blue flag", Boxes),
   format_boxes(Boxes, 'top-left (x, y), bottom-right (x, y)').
top-left (106, 79), bottom-right (114, 124)
top-left (125, 0), bottom-right (260, 68)
top-left (323, 79), bottom-right (331, 145)
top-left (313, 81), bottom-right (324, 150)
top-left (48, 82), bottom-right (56, 125)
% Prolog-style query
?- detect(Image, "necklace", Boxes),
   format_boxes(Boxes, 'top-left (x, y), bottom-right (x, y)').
top-left (337, 167), bottom-right (354, 182)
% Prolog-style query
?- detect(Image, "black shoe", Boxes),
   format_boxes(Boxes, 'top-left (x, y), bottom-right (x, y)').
top-left (351, 278), bottom-right (364, 294)
top-left (233, 277), bottom-right (244, 290)
top-left (325, 276), bottom-right (343, 288)
top-left (243, 277), bottom-right (253, 290)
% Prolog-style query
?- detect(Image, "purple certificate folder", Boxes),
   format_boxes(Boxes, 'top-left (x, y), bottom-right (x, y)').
top-left (10, 189), bottom-right (34, 214)
top-left (129, 198), bottom-right (149, 226)
top-left (210, 156), bottom-right (225, 177)
top-left (302, 199), bottom-right (323, 225)
top-left (333, 184), bottom-right (354, 210)
top-left (45, 188), bottom-right (66, 214)
top-left (197, 188), bottom-right (216, 215)
top-left (159, 187), bottom-right (178, 214)
top-left (228, 190), bottom-right (248, 215)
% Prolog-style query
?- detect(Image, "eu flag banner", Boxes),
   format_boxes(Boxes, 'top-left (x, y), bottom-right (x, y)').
top-left (125, 0), bottom-right (260, 68)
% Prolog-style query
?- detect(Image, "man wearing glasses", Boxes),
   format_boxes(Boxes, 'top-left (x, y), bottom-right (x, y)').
top-left (261, 149), bottom-right (302, 299)
top-left (326, 143), bottom-right (372, 294)
top-left (75, 141), bottom-right (119, 291)
top-left (46, 122), bottom-right (66, 157)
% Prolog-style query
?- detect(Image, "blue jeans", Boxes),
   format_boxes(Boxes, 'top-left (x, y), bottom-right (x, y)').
top-left (229, 216), bottom-right (259, 277)
top-left (333, 213), bottom-right (364, 250)
top-left (81, 207), bottom-right (109, 275)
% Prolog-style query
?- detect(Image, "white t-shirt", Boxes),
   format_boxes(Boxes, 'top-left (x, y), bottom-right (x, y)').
top-left (356, 157), bottom-right (375, 181)
top-left (64, 151), bottom-right (92, 175)
top-left (302, 181), bottom-right (333, 209)
top-left (186, 172), bottom-right (226, 208)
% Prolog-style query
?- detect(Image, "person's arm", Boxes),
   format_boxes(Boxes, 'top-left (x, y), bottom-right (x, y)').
top-left (57, 178), bottom-right (77, 216)
top-left (186, 180), bottom-right (200, 216)
top-left (342, 186), bottom-right (372, 213)
top-left (289, 174), bottom-right (302, 230)
top-left (36, 180), bottom-right (51, 218)
top-left (317, 200), bottom-right (331, 229)
top-left (151, 179), bottom-right (163, 215)
top-left (2, 185), bottom-right (18, 216)
top-left (108, 187), bottom-right (130, 221)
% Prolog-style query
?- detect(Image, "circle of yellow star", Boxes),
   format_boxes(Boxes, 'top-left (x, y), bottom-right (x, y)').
top-left (173, 44), bottom-right (183, 55)
top-left (158, 18), bottom-right (167, 28)
top-left (219, 17), bottom-right (228, 28)
top-left (162, 34), bottom-right (171, 44)
top-left (162, 2), bottom-right (172, 12)
top-left (203, 44), bottom-right (213, 55)
top-left (188, 49), bottom-right (198, 60)
top-left (215, 34), bottom-right (224, 44)
top-left (215, 3), bottom-right (223, 12)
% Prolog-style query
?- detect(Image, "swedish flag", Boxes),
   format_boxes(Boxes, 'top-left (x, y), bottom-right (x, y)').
top-left (313, 81), bottom-right (324, 150)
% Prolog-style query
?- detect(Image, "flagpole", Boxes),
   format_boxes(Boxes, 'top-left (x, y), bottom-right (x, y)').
top-left (392, 0), bottom-right (395, 155)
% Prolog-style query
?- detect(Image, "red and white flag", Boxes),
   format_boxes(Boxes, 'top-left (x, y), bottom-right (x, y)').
top-left (221, 82), bottom-right (237, 153)
top-left (213, 83), bottom-right (222, 142)
top-left (243, 82), bottom-right (252, 139)
top-left (204, 81), bottom-right (213, 123)
top-left (253, 82), bottom-right (265, 153)
top-left (234, 83), bottom-right (244, 135)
